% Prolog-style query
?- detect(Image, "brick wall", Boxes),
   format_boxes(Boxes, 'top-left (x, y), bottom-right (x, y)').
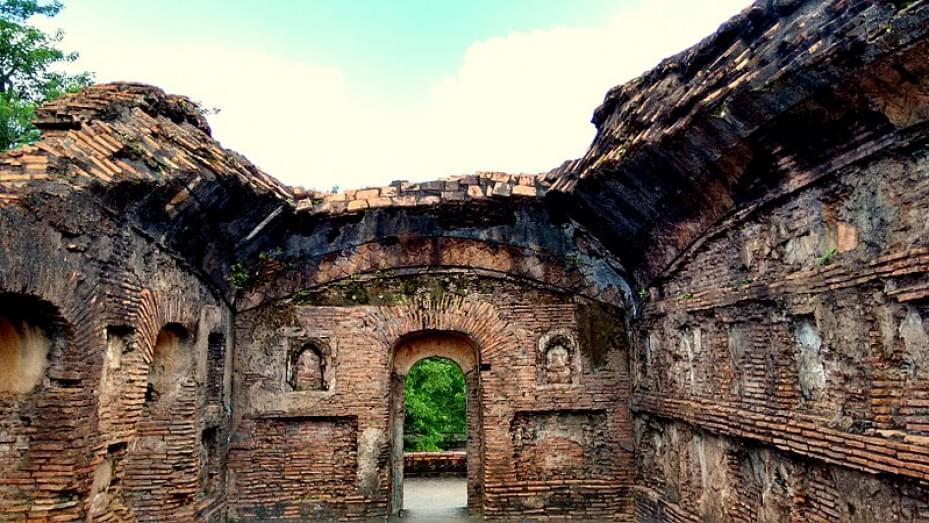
top-left (228, 275), bottom-right (634, 520)
top-left (4, 3), bottom-right (927, 520)
top-left (404, 451), bottom-right (467, 477)
top-left (633, 134), bottom-right (929, 520)
top-left (0, 192), bottom-right (233, 521)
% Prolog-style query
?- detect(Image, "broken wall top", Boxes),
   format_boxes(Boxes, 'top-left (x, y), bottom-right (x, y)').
top-left (0, 82), bottom-right (292, 205)
top-left (2, 0), bottom-right (929, 298)
top-left (554, 0), bottom-right (929, 283)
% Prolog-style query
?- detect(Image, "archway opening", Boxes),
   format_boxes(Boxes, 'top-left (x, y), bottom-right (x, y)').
top-left (389, 331), bottom-right (482, 519)
top-left (402, 357), bottom-right (467, 516)
top-left (404, 357), bottom-right (467, 453)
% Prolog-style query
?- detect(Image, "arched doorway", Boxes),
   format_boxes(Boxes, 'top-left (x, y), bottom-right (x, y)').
top-left (389, 331), bottom-right (483, 518)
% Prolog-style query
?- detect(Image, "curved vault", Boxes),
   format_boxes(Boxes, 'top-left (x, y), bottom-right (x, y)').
top-left (1, 1), bottom-right (929, 521)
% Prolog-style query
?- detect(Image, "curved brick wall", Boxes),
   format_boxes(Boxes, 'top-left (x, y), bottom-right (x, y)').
top-left (0, 0), bottom-right (928, 521)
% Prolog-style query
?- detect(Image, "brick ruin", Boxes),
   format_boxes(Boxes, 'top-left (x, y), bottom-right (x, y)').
top-left (1, 1), bottom-right (929, 521)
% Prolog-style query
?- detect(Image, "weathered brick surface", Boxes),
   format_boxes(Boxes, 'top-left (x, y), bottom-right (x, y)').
top-left (229, 416), bottom-right (361, 521)
top-left (1, 0), bottom-right (929, 521)
top-left (229, 279), bottom-right (633, 520)
top-left (552, 0), bottom-right (929, 285)
top-left (632, 84), bottom-right (929, 522)
top-left (294, 172), bottom-right (549, 215)
top-left (0, 191), bottom-right (233, 520)
top-left (405, 451), bottom-right (467, 477)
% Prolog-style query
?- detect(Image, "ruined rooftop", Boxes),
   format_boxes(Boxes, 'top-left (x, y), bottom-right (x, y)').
top-left (1, 0), bottom-right (929, 521)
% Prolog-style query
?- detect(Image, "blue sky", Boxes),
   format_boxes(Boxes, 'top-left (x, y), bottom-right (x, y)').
top-left (47, 0), bottom-right (750, 189)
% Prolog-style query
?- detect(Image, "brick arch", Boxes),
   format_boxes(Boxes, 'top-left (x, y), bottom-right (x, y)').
top-left (391, 330), bottom-right (478, 376)
top-left (128, 289), bottom-right (201, 371)
top-left (119, 289), bottom-right (208, 521)
top-left (357, 293), bottom-right (520, 363)
top-left (98, 288), bottom-right (179, 440)
top-left (368, 294), bottom-right (511, 517)
top-left (0, 271), bottom-right (99, 521)
top-left (237, 236), bottom-right (631, 310)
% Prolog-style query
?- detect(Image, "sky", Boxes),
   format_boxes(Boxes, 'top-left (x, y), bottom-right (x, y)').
top-left (41, 0), bottom-right (751, 190)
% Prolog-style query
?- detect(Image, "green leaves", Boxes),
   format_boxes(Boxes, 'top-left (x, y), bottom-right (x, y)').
top-left (0, 90), bottom-right (38, 149)
top-left (0, 0), bottom-right (92, 150)
top-left (0, 1), bottom-right (62, 22)
top-left (815, 247), bottom-right (837, 266)
top-left (403, 357), bottom-right (466, 452)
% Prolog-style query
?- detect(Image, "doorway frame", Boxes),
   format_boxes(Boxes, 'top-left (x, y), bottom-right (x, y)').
top-left (387, 330), bottom-right (484, 517)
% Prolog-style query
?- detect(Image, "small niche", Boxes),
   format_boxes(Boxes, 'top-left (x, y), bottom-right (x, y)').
top-left (207, 332), bottom-right (225, 403)
top-left (200, 427), bottom-right (220, 498)
top-left (101, 326), bottom-right (133, 389)
top-left (792, 316), bottom-right (826, 400)
top-left (146, 324), bottom-right (191, 407)
top-left (105, 326), bottom-right (132, 371)
top-left (536, 330), bottom-right (579, 386)
top-left (287, 340), bottom-right (331, 392)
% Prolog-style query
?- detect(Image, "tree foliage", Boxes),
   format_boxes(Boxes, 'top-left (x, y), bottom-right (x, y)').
top-left (0, 0), bottom-right (92, 150)
top-left (403, 357), bottom-right (466, 452)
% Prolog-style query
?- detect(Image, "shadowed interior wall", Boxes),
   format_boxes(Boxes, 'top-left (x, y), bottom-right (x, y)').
top-left (1, 1), bottom-right (928, 521)
top-left (631, 135), bottom-right (929, 522)
top-left (0, 314), bottom-right (50, 395)
top-left (227, 276), bottom-right (634, 521)
top-left (0, 180), bottom-right (233, 520)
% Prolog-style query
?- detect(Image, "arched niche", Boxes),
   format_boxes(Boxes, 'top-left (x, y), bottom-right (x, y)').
top-left (287, 340), bottom-right (331, 392)
top-left (536, 330), bottom-right (580, 387)
top-left (146, 323), bottom-right (192, 407)
top-left (0, 293), bottom-right (63, 395)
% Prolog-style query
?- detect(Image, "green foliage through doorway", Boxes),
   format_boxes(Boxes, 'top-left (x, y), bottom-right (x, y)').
top-left (403, 357), bottom-right (466, 452)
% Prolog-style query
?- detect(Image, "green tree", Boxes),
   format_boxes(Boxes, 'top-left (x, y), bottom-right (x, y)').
top-left (403, 357), bottom-right (466, 452)
top-left (0, 0), bottom-right (92, 150)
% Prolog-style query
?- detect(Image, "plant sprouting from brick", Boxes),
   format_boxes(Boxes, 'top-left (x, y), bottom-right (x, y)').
top-left (228, 250), bottom-right (279, 291)
top-left (638, 288), bottom-right (650, 302)
top-left (291, 289), bottom-right (313, 305)
top-left (816, 247), bottom-right (837, 266)
top-left (740, 277), bottom-right (753, 287)
top-left (681, 291), bottom-right (694, 301)
top-left (179, 98), bottom-right (220, 116)
top-left (228, 262), bottom-right (252, 291)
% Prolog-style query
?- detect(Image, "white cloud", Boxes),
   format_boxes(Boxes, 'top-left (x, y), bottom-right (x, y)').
top-left (417, 0), bottom-right (751, 179)
top-left (43, 0), bottom-right (749, 190)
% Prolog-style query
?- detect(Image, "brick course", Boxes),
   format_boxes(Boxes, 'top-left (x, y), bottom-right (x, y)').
top-left (1, 1), bottom-right (928, 521)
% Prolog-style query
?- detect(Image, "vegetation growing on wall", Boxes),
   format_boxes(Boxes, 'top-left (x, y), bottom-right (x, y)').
top-left (289, 271), bottom-right (566, 307)
top-left (403, 357), bottom-right (466, 452)
top-left (228, 250), bottom-right (280, 291)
